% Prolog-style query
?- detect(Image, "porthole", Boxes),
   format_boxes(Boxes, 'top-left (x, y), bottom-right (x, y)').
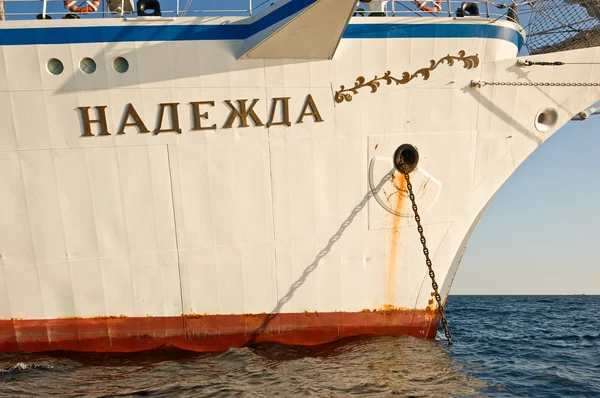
top-left (534, 107), bottom-right (558, 133)
top-left (79, 57), bottom-right (97, 74)
top-left (46, 58), bottom-right (64, 75)
top-left (112, 57), bottom-right (129, 73)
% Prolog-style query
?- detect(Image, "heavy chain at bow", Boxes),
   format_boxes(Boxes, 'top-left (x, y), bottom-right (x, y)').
top-left (396, 158), bottom-right (453, 345)
top-left (471, 80), bottom-right (600, 88)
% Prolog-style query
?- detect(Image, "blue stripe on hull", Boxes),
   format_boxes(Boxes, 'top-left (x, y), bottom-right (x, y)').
top-left (0, 22), bottom-right (524, 48)
top-left (343, 23), bottom-right (524, 49)
top-left (0, 25), bottom-right (247, 45)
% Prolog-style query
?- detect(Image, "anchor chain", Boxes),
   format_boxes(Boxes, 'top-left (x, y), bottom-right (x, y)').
top-left (471, 80), bottom-right (600, 88)
top-left (517, 60), bottom-right (565, 67)
top-left (397, 161), bottom-right (453, 345)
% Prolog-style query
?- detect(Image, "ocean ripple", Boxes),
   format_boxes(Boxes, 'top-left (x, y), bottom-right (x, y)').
top-left (0, 296), bottom-right (597, 397)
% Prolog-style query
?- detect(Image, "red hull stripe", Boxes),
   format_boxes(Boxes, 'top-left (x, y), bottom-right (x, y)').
top-left (0, 310), bottom-right (440, 353)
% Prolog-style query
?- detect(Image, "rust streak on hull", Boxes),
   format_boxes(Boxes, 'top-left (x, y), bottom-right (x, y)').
top-left (386, 172), bottom-right (406, 305)
top-left (0, 310), bottom-right (440, 353)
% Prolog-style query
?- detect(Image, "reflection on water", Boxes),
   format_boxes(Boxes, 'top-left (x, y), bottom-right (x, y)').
top-left (0, 336), bottom-right (487, 397)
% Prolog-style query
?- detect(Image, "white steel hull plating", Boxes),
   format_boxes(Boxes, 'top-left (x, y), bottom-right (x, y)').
top-left (0, 16), bottom-right (598, 352)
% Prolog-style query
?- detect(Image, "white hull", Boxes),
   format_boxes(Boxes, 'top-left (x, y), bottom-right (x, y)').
top-left (0, 6), bottom-right (599, 351)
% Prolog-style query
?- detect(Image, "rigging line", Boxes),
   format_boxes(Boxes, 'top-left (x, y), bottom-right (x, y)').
top-left (488, 8), bottom-right (527, 37)
top-left (180, 0), bottom-right (193, 16)
top-left (528, 15), bottom-right (600, 31)
top-left (520, 61), bottom-right (600, 66)
top-left (489, 8), bottom-right (516, 26)
top-left (526, 7), bottom-right (586, 33)
top-left (480, 0), bottom-right (532, 9)
top-left (527, 21), bottom-right (599, 37)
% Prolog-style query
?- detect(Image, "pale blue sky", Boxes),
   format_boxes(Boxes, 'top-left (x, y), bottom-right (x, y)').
top-left (451, 4), bottom-right (600, 294)
top-left (453, 119), bottom-right (600, 295)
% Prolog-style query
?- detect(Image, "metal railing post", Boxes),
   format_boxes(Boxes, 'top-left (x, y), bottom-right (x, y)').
top-left (176, 0), bottom-right (180, 16)
top-left (447, 0), bottom-right (451, 16)
top-left (249, 0), bottom-right (253, 16)
top-left (485, 1), bottom-right (490, 18)
top-left (42, 0), bottom-right (47, 19)
top-left (392, 0), bottom-right (395, 16)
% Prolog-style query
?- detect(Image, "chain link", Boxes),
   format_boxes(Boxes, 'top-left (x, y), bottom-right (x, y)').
top-left (473, 80), bottom-right (600, 87)
top-left (518, 60), bottom-right (565, 67)
top-left (397, 162), bottom-right (453, 345)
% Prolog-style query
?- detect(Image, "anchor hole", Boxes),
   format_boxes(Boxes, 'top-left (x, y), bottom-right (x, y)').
top-left (393, 144), bottom-right (419, 174)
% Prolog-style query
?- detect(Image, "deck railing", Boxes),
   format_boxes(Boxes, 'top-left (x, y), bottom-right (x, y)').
top-left (0, 0), bottom-right (525, 23)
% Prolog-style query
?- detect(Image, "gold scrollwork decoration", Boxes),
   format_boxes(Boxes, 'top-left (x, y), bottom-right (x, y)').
top-left (334, 50), bottom-right (480, 104)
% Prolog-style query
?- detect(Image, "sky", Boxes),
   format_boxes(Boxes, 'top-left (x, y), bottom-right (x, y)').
top-left (450, 4), bottom-right (600, 295)
top-left (452, 119), bottom-right (600, 295)
top-left (11, 0), bottom-right (598, 294)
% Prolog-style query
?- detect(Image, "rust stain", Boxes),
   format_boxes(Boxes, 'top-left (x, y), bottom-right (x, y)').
top-left (386, 172), bottom-right (406, 306)
top-left (383, 188), bottom-right (392, 206)
top-left (425, 292), bottom-right (437, 313)
top-left (0, 310), bottom-right (440, 353)
top-left (0, 315), bottom-right (128, 321)
top-left (380, 304), bottom-right (413, 314)
top-left (422, 178), bottom-right (430, 195)
top-left (243, 313), bottom-right (268, 318)
top-left (426, 293), bottom-right (439, 313)
top-left (301, 311), bottom-right (321, 317)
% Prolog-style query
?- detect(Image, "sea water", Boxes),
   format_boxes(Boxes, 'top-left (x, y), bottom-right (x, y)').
top-left (0, 295), bottom-right (598, 397)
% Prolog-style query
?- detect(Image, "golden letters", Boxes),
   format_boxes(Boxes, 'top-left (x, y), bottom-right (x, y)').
top-left (78, 95), bottom-right (323, 137)
top-left (190, 101), bottom-right (217, 131)
top-left (79, 106), bottom-right (110, 137)
top-left (117, 103), bottom-right (150, 135)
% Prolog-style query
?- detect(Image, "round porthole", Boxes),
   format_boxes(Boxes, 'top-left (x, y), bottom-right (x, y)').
top-left (46, 58), bottom-right (64, 75)
top-left (112, 57), bottom-right (129, 73)
top-left (79, 57), bottom-right (97, 74)
top-left (534, 107), bottom-right (558, 133)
